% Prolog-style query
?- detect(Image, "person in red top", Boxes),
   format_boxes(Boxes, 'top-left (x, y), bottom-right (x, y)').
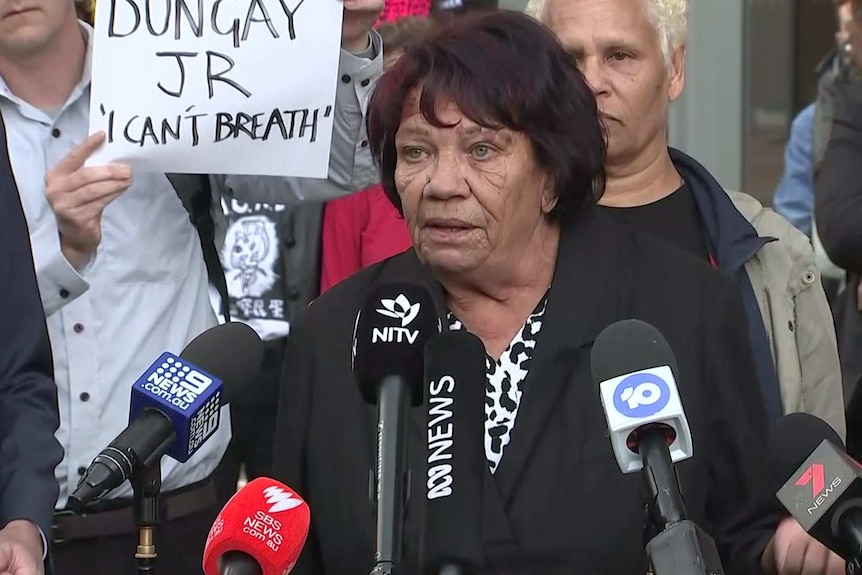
top-left (321, 16), bottom-right (434, 292)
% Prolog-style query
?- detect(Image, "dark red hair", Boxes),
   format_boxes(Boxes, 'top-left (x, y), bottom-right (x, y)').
top-left (366, 10), bottom-right (606, 223)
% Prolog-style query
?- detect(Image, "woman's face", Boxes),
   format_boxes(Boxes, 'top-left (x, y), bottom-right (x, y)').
top-left (393, 93), bottom-right (557, 276)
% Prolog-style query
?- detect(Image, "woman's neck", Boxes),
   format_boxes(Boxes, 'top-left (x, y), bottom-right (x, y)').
top-left (441, 222), bottom-right (559, 359)
top-left (600, 143), bottom-right (683, 208)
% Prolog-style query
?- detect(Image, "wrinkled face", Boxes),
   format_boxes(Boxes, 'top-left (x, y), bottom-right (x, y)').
top-left (393, 93), bottom-right (556, 276)
top-left (543, 0), bottom-right (685, 168)
top-left (0, 0), bottom-right (71, 57)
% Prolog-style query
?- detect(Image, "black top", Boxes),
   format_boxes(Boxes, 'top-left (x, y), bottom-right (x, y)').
top-left (272, 210), bottom-right (781, 575)
top-left (600, 183), bottom-right (711, 262)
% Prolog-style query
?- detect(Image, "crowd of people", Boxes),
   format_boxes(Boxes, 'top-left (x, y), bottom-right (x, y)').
top-left (1, 0), bottom-right (862, 573)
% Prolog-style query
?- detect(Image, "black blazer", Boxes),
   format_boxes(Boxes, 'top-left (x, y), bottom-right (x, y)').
top-left (0, 114), bottom-right (63, 542)
top-left (272, 211), bottom-right (782, 575)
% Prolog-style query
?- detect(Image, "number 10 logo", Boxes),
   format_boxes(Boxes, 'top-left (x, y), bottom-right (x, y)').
top-left (613, 372), bottom-right (671, 418)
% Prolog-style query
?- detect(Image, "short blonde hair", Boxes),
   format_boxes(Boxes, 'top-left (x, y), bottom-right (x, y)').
top-left (525, 0), bottom-right (688, 64)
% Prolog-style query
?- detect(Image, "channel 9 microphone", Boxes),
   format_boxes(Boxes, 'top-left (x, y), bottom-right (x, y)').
top-left (69, 322), bottom-right (264, 507)
top-left (771, 412), bottom-right (862, 570)
top-left (203, 477), bottom-right (310, 575)
top-left (421, 331), bottom-right (486, 575)
top-left (352, 281), bottom-right (441, 575)
top-left (591, 319), bottom-right (723, 575)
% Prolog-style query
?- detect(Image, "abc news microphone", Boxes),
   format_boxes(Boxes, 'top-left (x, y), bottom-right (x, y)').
top-left (203, 477), bottom-right (310, 575)
top-left (771, 412), bottom-right (862, 571)
top-left (69, 322), bottom-right (264, 507)
top-left (352, 281), bottom-right (441, 575)
top-left (421, 331), bottom-right (486, 575)
top-left (592, 319), bottom-right (724, 575)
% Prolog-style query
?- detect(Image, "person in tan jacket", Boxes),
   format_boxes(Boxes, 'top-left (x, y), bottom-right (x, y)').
top-left (526, 0), bottom-right (845, 437)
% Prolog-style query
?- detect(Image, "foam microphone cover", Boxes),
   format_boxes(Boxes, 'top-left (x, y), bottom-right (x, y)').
top-left (181, 322), bottom-right (264, 405)
top-left (768, 412), bottom-right (845, 491)
top-left (421, 331), bottom-right (487, 572)
top-left (590, 319), bottom-right (680, 385)
top-left (203, 477), bottom-right (310, 575)
top-left (352, 281), bottom-right (441, 405)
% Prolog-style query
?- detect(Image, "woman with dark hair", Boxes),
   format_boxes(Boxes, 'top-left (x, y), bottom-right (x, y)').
top-left (274, 11), bottom-right (782, 574)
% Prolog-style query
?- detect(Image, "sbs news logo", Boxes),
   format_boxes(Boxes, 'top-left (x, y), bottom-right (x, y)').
top-left (371, 294), bottom-right (421, 344)
top-left (262, 485), bottom-right (303, 513)
top-left (612, 372), bottom-right (671, 418)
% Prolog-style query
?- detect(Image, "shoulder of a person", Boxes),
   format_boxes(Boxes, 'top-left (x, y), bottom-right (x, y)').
top-left (726, 189), bottom-right (819, 291)
top-left (304, 251), bottom-right (418, 325)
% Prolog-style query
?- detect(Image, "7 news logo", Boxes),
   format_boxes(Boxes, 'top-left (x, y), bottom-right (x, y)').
top-left (796, 462), bottom-right (842, 515)
top-left (371, 294), bottom-right (421, 344)
top-left (613, 372), bottom-right (671, 418)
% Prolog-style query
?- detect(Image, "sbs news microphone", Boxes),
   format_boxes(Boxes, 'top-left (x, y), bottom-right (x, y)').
top-left (770, 412), bottom-right (862, 570)
top-left (352, 281), bottom-right (441, 574)
top-left (203, 477), bottom-right (310, 575)
top-left (421, 331), bottom-right (486, 575)
top-left (591, 319), bottom-right (723, 575)
top-left (69, 322), bottom-right (264, 508)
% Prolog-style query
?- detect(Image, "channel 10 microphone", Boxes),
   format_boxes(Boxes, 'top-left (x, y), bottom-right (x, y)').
top-left (352, 281), bottom-right (441, 574)
top-left (203, 477), bottom-right (310, 575)
top-left (770, 412), bottom-right (862, 570)
top-left (69, 322), bottom-right (264, 508)
top-left (592, 319), bottom-right (723, 575)
top-left (421, 331), bottom-right (486, 575)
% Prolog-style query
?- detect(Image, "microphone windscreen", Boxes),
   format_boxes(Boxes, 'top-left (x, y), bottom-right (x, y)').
top-left (768, 412), bottom-right (845, 489)
top-left (590, 319), bottom-right (679, 385)
top-left (203, 477), bottom-right (310, 575)
top-left (181, 322), bottom-right (264, 404)
top-left (352, 281), bottom-right (441, 405)
top-left (421, 331), bottom-right (486, 572)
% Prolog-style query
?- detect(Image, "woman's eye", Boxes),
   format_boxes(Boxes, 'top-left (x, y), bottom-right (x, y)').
top-left (610, 52), bottom-right (629, 61)
top-left (471, 144), bottom-right (492, 158)
top-left (403, 147), bottom-right (425, 160)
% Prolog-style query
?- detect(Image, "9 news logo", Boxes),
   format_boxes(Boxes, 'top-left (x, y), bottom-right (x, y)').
top-left (612, 372), bottom-right (671, 418)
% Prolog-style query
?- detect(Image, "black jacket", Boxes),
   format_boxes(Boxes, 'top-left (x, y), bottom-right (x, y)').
top-left (272, 210), bottom-right (782, 575)
top-left (0, 112), bottom-right (63, 548)
top-left (814, 75), bottom-right (862, 454)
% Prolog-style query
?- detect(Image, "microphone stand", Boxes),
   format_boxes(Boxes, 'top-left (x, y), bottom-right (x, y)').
top-left (639, 430), bottom-right (724, 575)
top-left (131, 460), bottom-right (161, 575)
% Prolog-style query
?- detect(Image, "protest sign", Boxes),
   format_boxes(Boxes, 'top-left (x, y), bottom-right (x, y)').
top-left (86, 0), bottom-right (344, 177)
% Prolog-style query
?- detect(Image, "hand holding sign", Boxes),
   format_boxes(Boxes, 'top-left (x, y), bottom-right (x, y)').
top-left (342, 0), bottom-right (384, 53)
top-left (46, 132), bottom-right (132, 269)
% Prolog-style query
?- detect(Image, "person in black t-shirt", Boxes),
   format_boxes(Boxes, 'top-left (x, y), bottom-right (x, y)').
top-left (528, 0), bottom-right (846, 571)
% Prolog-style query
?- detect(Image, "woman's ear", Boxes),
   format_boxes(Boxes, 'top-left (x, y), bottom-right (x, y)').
top-left (540, 178), bottom-right (558, 214)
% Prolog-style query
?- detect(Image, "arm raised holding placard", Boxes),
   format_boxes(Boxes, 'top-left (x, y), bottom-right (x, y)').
top-left (206, 0), bottom-right (385, 205)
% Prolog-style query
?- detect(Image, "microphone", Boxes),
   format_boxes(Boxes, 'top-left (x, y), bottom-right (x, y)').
top-left (352, 282), bottom-right (441, 574)
top-left (591, 319), bottom-right (723, 575)
top-left (770, 412), bottom-right (862, 570)
top-left (420, 331), bottom-right (486, 575)
top-left (202, 477), bottom-right (311, 575)
top-left (69, 322), bottom-right (264, 508)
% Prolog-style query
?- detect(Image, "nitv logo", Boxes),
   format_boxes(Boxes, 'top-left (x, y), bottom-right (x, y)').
top-left (376, 294), bottom-right (420, 327)
top-left (613, 372), bottom-right (670, 418)
top-left (373, 294), bottom-right (421, 344)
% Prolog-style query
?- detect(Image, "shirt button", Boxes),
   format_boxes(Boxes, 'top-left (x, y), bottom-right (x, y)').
top-left (283, 237), bottom-right (296, 249)
top-left (77, 466), bottom-right (86, 476)
top-left (51, 128), bottom-right (61, 138)
top-left (73, 323), bottom-right (84, 333)
top-left (360, 78), bottom-right (370, 87)
top-left (79, 392), bottom-right (90, 402)
top-left (360, 140), bottom-right (369, 148)
top-left (341, 74), bottom-right (351, 83)
top-left (59, 288), bottom-right (70, 298)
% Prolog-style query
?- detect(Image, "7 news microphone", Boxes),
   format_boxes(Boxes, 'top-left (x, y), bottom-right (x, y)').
top-left (352, 281), bottom-right (441, 574)
top-left (69, 322), bottom-right (264, 508)
top-left (770, 412), bottom-right (862, 571)
top-left (203, 477), bottom-right (310, 575)
top-left (591, 319), bottom-right (724, 575)
top-left (421, 331), bottom-right (487, 575)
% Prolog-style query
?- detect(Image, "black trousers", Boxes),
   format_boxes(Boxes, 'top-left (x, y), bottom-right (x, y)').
top-left (216, 338), bottom-right (284, 500)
